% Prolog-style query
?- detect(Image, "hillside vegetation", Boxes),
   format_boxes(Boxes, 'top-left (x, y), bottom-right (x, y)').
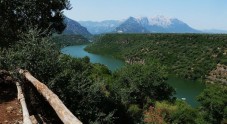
top-left (84, 33), bottom-right (227, 123)
top-left (86, 33), bottom-right (227, 80)
top-left (52, 34), bottom-right (89, 47)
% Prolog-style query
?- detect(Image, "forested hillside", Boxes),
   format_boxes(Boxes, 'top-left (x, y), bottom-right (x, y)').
top-left (85, 34), bottom-right (227, 123)
top-left (86, 34), bottom-right (227, 80)
top-left (52, 34), bottom-right (89, 47)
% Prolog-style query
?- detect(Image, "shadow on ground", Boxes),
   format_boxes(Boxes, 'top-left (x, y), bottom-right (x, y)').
top-left (0, 70), bottom-right (17, 104)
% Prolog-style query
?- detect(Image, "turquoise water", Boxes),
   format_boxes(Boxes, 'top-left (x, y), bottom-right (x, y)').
top-left (61, 45), bottom-right (125, 72)
top-left (166, 77), bottom-right (205, 107)
top-left (61, 45), bottom-right (205, 107)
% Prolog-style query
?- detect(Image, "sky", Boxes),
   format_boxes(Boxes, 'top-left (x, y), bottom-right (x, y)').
top-left (64, 0), bottom-right (227, 30)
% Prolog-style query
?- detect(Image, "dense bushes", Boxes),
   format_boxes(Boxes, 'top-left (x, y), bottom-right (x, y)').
top-left (112, 62), bottom-right (174, 105)
top-left (109, 62), bottom-right (175, 123)
top-left (146, 101), bottom-right (200, 124)
top-left (0, 28), bottom-right (60, 83)
top-left (197, 85), bottom-right (227, 123)
top-left (49, 55), bottom-right (117, 123)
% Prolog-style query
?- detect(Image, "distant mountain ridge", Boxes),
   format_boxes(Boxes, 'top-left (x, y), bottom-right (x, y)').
top-left (63, 17), bottom-right (91, 37)
top-left (79, 20), bottom-right (122, 34)
top-left (115, 16), bottom-right (200, 33)
top-left (115, 17), bottom-right (149, 33)
top-left (65, 16), bottom-right (227, 35)
top-left (79, 16), bottom-right (201, 34)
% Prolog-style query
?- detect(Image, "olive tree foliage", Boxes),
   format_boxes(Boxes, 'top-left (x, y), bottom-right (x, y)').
top-left (0, 27), bottom-right (60, 82)
top-left (110, 62), bottom-right (175, 123)
top-left (0, 0), bottom-right (71, 47)
top-left (112, 62), bottom-right (175, 108)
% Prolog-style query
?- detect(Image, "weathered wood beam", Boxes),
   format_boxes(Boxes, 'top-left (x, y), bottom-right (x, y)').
top-left (16, 81), bottom-right (32, 124)
top-left (18, 69), bottom-right (82, 124)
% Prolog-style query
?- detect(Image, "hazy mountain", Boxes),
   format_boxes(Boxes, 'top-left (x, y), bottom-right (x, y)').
top-left (63, 17), bottom-right (91, 37)
top-left (115, 16), bottom-right (200, 33)
top-left (79, 20), bottom-right (122, 34)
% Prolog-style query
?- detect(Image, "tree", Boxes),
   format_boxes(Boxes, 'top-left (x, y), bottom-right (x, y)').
top-left (1, 28), bottom-right (60, 83)
top-left (112, 62), bottom-right (175, 107)
top-left (110, 62), bottom-right (175, 123)
top-left (169, 102), bottom-right (198, 124)
top-left (197, 84), bottom-right (227, 124)
top-left (0, 0), bottom-right (71, 47)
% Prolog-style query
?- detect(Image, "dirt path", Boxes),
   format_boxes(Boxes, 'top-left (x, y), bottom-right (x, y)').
top-left (0, 99), bottom-right (23, 124)
top-left (0, 83), bottom-right (23, 124)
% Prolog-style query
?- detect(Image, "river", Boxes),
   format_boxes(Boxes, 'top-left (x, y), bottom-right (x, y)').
top-left (61, 45), bottom-right (205, 107)
top-left (61, 45), bottom-right (125, 72)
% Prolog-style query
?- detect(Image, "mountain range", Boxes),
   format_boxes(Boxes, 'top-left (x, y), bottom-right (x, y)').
top-left (117, 16), bottom-right (200, 33)
top-left (79, 16), bottom-right (200, 34)
top-left (64, 16), bottom-right (227, 35)
top-left (63, 17), bottom-right (91, 37)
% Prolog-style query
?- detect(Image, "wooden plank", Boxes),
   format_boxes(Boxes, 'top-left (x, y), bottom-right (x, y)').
top-left (18, 69), bottom-right (82, 124)
top-left (16, 81), bottom-right (32, 124)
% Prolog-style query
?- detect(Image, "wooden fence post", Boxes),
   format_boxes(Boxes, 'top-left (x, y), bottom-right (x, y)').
top-left (16, 81), bottom-right (32, 124)
top-left (18, 69), bottom-right (82, 124)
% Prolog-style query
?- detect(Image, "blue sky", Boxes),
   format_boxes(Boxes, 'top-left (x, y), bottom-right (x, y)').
top-left (64, 0), bottom-right (227, 30)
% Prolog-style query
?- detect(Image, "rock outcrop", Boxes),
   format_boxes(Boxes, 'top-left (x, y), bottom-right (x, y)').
top-left (206, 64), bottom-right (227, 85)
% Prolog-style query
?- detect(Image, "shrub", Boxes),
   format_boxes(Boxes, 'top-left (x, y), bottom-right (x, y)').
top-left (112, 62), bottom-right (175, 107)
top-left (1, 27), bottom-right (60, 83)
top-left (197, 84), bottom-right (227, 123)
top-left (155, 100), bottom-right (198, 124)
top-left (144, 106), bottom-right (164, 124)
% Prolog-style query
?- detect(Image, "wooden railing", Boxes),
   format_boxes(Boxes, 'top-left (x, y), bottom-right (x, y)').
top-left (18, 69), bottom-right (82, 124)
top-left (16, 81), bottom-right (32, 124)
